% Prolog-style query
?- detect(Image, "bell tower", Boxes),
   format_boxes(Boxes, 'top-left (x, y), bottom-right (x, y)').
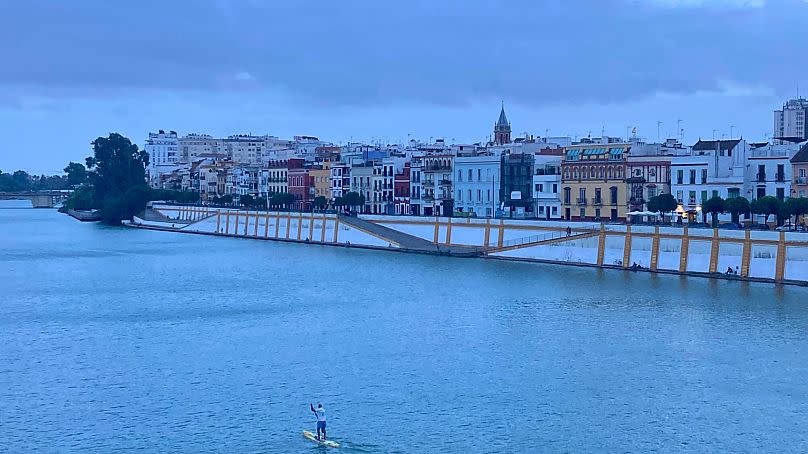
top-left (494, 102), bottom-right (511, 145)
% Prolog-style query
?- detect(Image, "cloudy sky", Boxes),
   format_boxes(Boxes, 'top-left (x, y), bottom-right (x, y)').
top-left (2, 0), bottom-right (807, 173)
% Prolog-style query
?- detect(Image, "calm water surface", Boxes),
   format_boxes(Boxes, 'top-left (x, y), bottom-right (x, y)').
top-left (2, 206), bottom-right (808, 453)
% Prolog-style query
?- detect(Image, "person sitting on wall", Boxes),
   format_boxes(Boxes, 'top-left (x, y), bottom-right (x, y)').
top-left (726, 266), bottom-right (734, 275)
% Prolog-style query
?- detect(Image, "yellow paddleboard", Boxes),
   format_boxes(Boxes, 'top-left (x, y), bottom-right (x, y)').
top-left (303, 430), bottom-right (340, 448)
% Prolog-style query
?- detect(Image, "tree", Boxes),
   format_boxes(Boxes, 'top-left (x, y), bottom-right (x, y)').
top-left (781, 197), bottom-right (808, 229)
top-left (702, 196), bottom-right (724, 227)
top-left (752, 196), bottom-right (781, 225)
top-left (647, 193), bottom-right (678, 223)
top-left (313, 196), bottom-right (328, 211)
top-left (724, 197), bottom-right (750, 224)
top-left (342, 191), bottom-right (363, 212)
top-left (240, 194), bottom-right (254, 208)
top-left (64, 162), bottom-right (88, 187)
top-left (64, 186), bottom-right (94, 211)
top-left (83, 133), bottom-right (150, 224)
top-left (220, 194), bottom-right (234, 206)
top-left (11, 171), bottom-right (31, 191)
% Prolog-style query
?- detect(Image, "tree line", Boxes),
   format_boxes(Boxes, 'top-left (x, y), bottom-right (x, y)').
top-left (0, 170), bottom-right (70, 192)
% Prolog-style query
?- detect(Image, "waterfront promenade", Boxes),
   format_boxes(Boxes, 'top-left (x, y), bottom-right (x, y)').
top-left (132, 204), bottom-right (808, 285)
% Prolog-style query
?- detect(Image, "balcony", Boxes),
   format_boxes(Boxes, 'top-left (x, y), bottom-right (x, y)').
top-left (796, 176), bottom-right (807, 184)
top-left (756, 172), bottom-right (766, 182)
top-left (592, 198), bottom-right (602, 206)
top-left (629, 197), bottom-right (645, 206)
top-left (776, 172), bottom-right (785, 183)
top-left (439, 179), bottom-right (451, 186)
top-left (576, 198), bottom-right (588, 206)
top-left (425, 165), bottom-right (451, 172)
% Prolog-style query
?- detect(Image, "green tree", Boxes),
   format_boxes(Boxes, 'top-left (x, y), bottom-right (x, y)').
top-left (313, 196), bottom-right (328, 211)
top-left (240, 194), bottom-right (255, 208)
top-left (64, 162), bottom-right (88, 187)
top-left (647, 193), bottom-right (678, 223)
top-left (703, 196), bottom-right (725, 228)
top-left (254, 196), bottom-right (267, 210)
top-left (11, 171), bottom-right (32, 191)
top-left (220, 194), bottom-right (234, 206)
top-left (724, 197), bottom-right (750, 224)
top-left (781, 197), bottom-right (808, 229)
top-left (342, 191), bottom-right (363, 212)
top-left (64, 186), bottom-right (94, 211)
top-left (752, 196), bottom-right (781, 225)
top-left (84, 133), bottom-right (150, 224)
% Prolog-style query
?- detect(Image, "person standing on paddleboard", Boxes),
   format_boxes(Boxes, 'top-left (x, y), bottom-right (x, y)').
top-left (310, 403), bottom-right (327, 440)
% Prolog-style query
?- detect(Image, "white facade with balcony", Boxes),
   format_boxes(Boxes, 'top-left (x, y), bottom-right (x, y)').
top-left (453, 155), bottom-right (500, 218)
top-left (532, 155), bottom-right (562, 220)
top-left (744, 142), bottom-right (804, 202)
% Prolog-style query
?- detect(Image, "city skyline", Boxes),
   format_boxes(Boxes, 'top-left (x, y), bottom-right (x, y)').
top-left (2, 0), bottom-right (807, 173)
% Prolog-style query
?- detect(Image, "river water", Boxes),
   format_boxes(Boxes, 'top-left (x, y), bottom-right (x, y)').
top-left (2, 205), bottom-right (808, 453)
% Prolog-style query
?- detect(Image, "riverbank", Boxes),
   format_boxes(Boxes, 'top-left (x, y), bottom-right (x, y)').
top-left (125, 204), bottom-right (808, 286)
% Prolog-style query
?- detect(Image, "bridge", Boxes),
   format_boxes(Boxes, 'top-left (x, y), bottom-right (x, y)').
top-left (0, 191), bottom-right (72, 208)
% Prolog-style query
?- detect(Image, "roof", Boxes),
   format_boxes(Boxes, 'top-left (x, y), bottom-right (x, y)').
top-left (791, 142), bottom-right (808, 163)
top-left (692, 139), bottom-right (740, 152)
top-left (496, 104), bottom-right (509, 127)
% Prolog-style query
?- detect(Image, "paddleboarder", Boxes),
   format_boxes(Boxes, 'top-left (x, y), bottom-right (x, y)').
top-left (310, 403), bottom-right (327, 441)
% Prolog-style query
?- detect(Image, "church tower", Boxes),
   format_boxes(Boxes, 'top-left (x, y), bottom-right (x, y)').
top-left (494, 103), bottom-right (511, 145)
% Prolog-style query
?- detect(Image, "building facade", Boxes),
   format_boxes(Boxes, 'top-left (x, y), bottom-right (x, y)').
top-left (561, 143), bottom-right (629, 221)
top-left (791, 143), bottom-right (808, 198)
top-left (500, 152), bottom-right (535, 218)
top-left (453, 154), bottom-right (500, 218)
top-left (394, 163), bottom-right (411, 215)
top-left (774, 98), bottom-right (808, 142)
top-left (422, 155), bottom-right (453, 216)
top-left (533, 151), bottom-right (562, 220)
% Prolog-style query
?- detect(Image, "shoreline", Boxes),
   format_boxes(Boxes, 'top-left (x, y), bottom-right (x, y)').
top-left (124, 220), bottom-right (806, 288)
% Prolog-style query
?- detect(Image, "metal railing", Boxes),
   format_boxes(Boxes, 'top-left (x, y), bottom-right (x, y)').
top-left (495, 228), bottom-right (597, 249)
top-left (576, 198), bottom-right (587, 206)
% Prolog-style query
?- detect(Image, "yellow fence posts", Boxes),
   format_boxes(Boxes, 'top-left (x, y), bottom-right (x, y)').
top-left (596, 224), bottom-right (606, 266)
top-left (622, 225), bottom-right (632, 268)
top-left (708, 228), bottom-right (720, 273)
top-left (741, 229), bottom-right (751, 277)
top-left (679, 227), bottom-right (689, 273)
top-left (650, 227), bottom-right (660, 271)
top-left (775, 231), bottom-right (787, 282)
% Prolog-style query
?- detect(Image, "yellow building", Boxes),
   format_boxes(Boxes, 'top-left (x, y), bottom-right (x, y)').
top-left (310, 162), bottom-right (332, 202)
top-left (561, 143), bottom-right (629, 221)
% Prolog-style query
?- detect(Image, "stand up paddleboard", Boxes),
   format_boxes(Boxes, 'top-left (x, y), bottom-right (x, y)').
top-left (303, 430), bottom-right (340, 448)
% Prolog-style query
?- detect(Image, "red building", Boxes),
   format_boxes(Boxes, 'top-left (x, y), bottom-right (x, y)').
top-left (287, 158), bottom-right (313, 211)
top-left (394, 162), bottom-right (411, 215)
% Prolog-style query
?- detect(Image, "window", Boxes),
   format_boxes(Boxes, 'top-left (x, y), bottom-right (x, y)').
top-left (552, 206), bottom-right (558, 215)
top-left (688, 191), bottom-right (696, 205)
top-left (757, 187), bottom-right (765, 198)
top-left (457, 190), bottom-right (462, 201)
top-left (468, 189), bottom-right (472, 201)
top-left (535, 183), bottom-right (541, 192)
top-left (487, 189), bottom-right (491, 202)
top-left (801, 169), bottom-right (806, 178)
top-left (776, 187), bottom-right (785, 201)
top-left (701, 190), bottom-right (708, 203)
top-left (579, 188), bottom-right (586, 203)
top-left (477, 169), bottom-right (481, 181)
top-left (579, 208), bottom-right (585, 218)
top-left (595, 208), bottom-right (601, 219)
top-left (539, 206), bottom-right (545, 214)
top-left (728, 188), bottom-right (739, 198)
top-left (677, 170), bottom-right (683, 184)
top-left (701, 169), bottom-right (707, 184)
top-left (538, 184), bottom-right (544, 193)
top-left (477, 189), bottom-right (481, 201)
top-left (457, 170), bottom-right (462, 181)
top-left (552, 184), bottom-right (558, 193)
top-left (468, 169), bottom-right (473, 181)
top-left (712, 190), bottom-right (719, 198)
top-left (689, 170), bottom-right (696, 184)
top-left (594, 188), bottom-right (601, 203)
top-left (564, 187), bottom-right (571, 204)
top-left (610, 186), bottom-right (618, 205)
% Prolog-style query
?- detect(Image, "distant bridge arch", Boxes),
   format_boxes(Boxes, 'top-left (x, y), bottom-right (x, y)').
top-left (0, 191), bottom-right (71, 208)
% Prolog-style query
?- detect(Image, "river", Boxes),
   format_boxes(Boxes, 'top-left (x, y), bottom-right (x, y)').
top-left (2, 205), bottom-right (807, 452)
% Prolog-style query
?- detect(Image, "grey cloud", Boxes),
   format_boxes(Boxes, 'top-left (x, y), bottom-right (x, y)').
top-left (1, 0), bottom-right (806, 107)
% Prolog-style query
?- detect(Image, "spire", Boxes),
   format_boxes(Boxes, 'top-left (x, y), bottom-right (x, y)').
top-left (497, 101), bottom-right (509, 127)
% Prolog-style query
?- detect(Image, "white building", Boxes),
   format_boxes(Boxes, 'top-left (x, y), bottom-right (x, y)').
top-left (670, 139), bottom-right (749, 222)
top-left (745, 141), bottom-right (805, 201)
top-left (532, 152), bottom-right (562, 220)
top-left (453, 154), bottom-right (501, 218)
top-left (178, 133), bottom-right (222, 163)
top-left (145, 130), bottom-right (180, 188)
top-left (224, 134), bottom-right (266, 164)
top-left (774, 98), bottom-right (808, 142)
top-left (409, 155), bottom-right (424, 216)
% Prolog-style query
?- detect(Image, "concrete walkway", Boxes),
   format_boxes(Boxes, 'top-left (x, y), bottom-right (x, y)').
top-left (338, 214), bottom-right (485, 256)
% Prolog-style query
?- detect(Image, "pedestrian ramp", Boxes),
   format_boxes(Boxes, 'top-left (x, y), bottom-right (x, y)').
top-left (485, 230), bottom-right (599, 254)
